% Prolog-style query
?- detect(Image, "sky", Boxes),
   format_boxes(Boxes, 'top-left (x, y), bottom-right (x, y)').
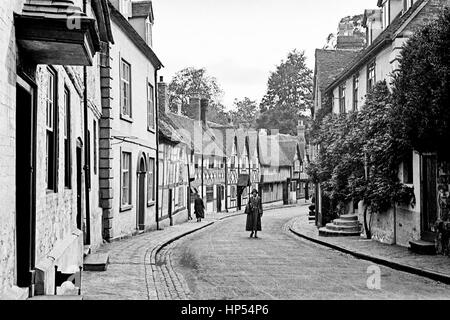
top-left (151, 0), bottom-right (377, 110)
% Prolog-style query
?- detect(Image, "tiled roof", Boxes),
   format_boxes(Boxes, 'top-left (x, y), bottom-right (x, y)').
top-left (314, 49), bottom-right (359, 93)
top-left (168, 113), bottom-right (224, 156)
top-left (159, 112), bottom-right (184, 144)
top-left (325, 0), bottom-right (427, 92)
top-left (258, 134), bottom-right (293, 167)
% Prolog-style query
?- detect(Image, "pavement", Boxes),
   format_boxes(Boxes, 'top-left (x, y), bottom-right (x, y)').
top-left (81, 203), bottom-right (295, 300)
top-left (289, 210), bottom-right (450, 284)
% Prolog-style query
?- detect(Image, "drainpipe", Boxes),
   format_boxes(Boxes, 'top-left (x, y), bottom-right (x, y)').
top-left (83, 0), bottom-right (91, 245)
top-left (155, 70), bottom-right (160, 230)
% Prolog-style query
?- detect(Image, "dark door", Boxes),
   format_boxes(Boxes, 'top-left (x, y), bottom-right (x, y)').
top-left (421, 154), bottom-right (438, 241)
top-left (16, 78), bottom-right (36, 288)
top-left (216, 185), bottom-right (222, 212)
top-left (237, 187), bottom-right (242, 210)
top-left (138, 173), bottom-right (146, 230)
top-left (76, 141), bottom-right (82, 233)
top-left (168, 189), bottom-right (173, 226)
top-left (283, 181), bottom-right (289, 205)
top-left (137, 158), bottom-right (146, 231)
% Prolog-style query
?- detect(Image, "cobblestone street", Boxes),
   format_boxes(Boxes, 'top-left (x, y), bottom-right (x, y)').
top-left (82, 205), bottom-right (450, 300)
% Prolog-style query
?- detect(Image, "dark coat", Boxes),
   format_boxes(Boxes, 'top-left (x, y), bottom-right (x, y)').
top-left (194, 197), bottom-right (205, 218)
top-left (245, 195), bottom-right (263, 231)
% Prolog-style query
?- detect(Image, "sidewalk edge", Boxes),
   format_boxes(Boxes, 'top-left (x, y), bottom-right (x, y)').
top-left (289, 223), bottom-right (450, 285)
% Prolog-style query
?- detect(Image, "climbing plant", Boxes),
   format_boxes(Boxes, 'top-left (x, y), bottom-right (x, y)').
top-left (307, 81), bottom-right (415, 218)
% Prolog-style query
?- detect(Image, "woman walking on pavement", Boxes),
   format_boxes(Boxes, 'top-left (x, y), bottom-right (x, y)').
top-left (194, 193), bottom-right (205, 222)
top-left (246, 189), bottom-right (263, 238)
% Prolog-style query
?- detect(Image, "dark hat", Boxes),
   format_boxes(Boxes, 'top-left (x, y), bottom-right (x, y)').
top-left (251, 189), bottom-right (258, 195)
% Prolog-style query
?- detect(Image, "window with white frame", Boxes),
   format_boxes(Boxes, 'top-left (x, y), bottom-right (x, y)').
top-left (120, 59), bottom-right (132, 118)
top-left (147, 157), bottom-right (155, 204)
top-left (383, 0), bottom-right (391, 29)
top-left (353, 74), bottom-right (359, 111)
top-left (46, 68), bottom-right (58, 192)
top-left (121, 152), bottom-right (132, 207)
top-left (145, 18), bottom-right (153, 47)
top-left (367, 61), bottom-right (376, 92)
top-left (147, 83), bottom-right (155, 130)
top-left (64, 86), bottom-right (71, 189)
top-left (339, 84), bottom-right (346, 114)
top-left (403, 0), bottom-right (414, 13)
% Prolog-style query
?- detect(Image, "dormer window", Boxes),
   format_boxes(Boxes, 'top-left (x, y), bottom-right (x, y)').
top-left (403, 0), bottom-right (414, 13)
top-left (383, 0), bottom-right (391, 29)
top-left (145, 17), bottom-right (153, 47)
top-left (120, 0), bottom-right (132, 18)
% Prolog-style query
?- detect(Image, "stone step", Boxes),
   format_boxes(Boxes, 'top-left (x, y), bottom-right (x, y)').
top-left (83, 253), bottom-right (109, 271)
top-left (339, 214), bottom-right (358, 221)
top-left (319, 227), bottom-right (361, 237)
top-left (409, 240), bottom-right (436, 255)
top-left (325, 223), bottom-right (361, 232)
top-left (333, 219), bottom-right (360, 226)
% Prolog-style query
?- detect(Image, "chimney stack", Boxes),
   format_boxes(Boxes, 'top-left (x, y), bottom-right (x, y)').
top-left (200, 98), bottom-right (208, 125)
top-left (189, 96), bottom-right (201, 120)
top-left (157, 76), bottom-right (170, 114)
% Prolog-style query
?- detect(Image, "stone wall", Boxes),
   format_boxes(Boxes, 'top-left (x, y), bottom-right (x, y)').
top-left (0, 0), bottom-right (27, 297)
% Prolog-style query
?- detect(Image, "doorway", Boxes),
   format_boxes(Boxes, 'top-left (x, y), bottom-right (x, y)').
top-left (137, 157), bottom-right (146, 231)
top-left (16, 76), bottom-right (36, 288)
top-left (283, 181), bottom-right (289, 205)
top-left (421, 154), bottom-right (438, 242)
top-left (168, 189), bottom-right (173, 226)
top-left (216, 185), bottom-right (222, 212)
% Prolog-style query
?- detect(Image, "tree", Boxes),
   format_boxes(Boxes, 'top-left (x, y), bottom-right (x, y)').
top-left (391, 8), bottom-right (450, 159)
top-left (168, 67), bottom-right (228, 124)
top-left (229, 97), bottom-right (258, 128)
top-left (256, 49), bottom-right (313, 135)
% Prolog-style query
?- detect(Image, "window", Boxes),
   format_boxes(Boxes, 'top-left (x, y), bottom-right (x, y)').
top-left (353, 74), bottom-right (359, 111)
top-left (403, 152), bottom-right (414, 184)
top-left (339, 84), bottom-right (346, 114)
top-left (147, 83), bottom-right (155, 130)
top-left (145, 19), bottom-right (153, 47)
top-left (209, 156), bottom-right (214, 169)
top-left (403, 0), bottom-right (413, 12)
top-left (120, 59), bottom-right (132, 118)
top-left (64, 87), bottom-right (71, 189)
top-left (147, 157), bottom-right (155, 204)
top-left (93, 120), bottom-right (97, 175)
top-left (206, 186), bottom-right (214, 202)
top-left (383, 0), bottom-right (391, 29)
top-left (367, 61), bottom-right (376, 92)
top-left (121, 152), bottom-right (132, 207)
top-left (46, 68), bottom-right (58, 191)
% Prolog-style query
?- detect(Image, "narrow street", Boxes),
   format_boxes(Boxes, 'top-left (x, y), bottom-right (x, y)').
top-left (164, 205), bottom-right (450, 300)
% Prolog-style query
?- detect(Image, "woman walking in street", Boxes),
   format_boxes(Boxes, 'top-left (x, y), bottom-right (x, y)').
top-left (246, 189), bottom-right (263, 238)
top-left (194, 193), bottom-right (205, 222)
